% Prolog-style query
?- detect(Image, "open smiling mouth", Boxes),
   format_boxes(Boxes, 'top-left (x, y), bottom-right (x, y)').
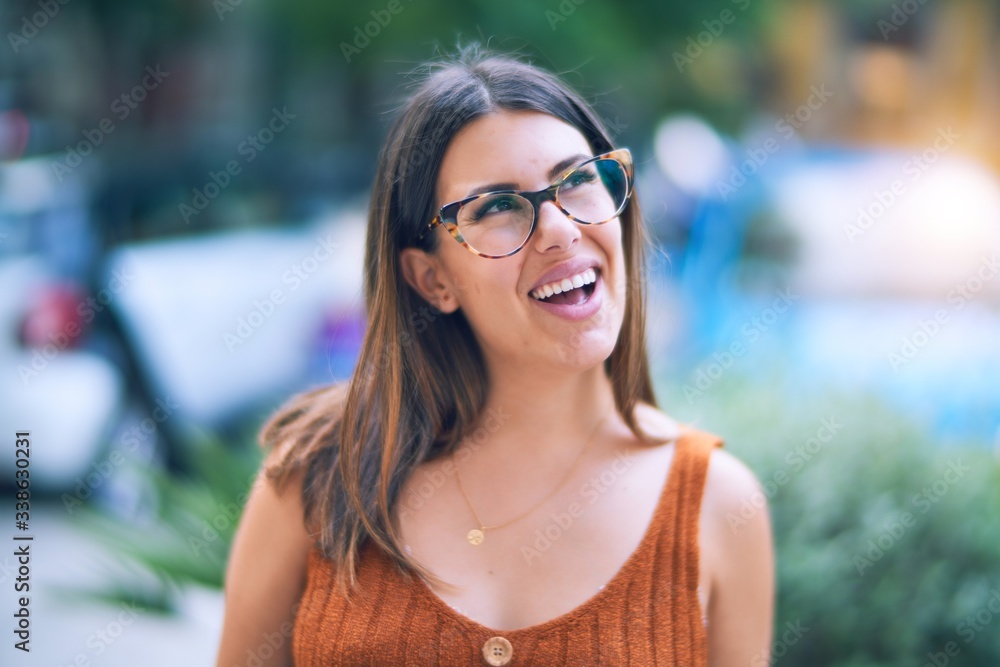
top-left (530, 268), bottom-right (599, 306)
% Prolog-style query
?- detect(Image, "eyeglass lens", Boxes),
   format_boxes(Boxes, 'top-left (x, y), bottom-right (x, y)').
top-left (455, 158), bottom-right (629, 256)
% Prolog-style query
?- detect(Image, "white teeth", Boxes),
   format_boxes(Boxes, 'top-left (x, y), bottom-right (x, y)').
top-left (531, 268), bottom-right (597, 301)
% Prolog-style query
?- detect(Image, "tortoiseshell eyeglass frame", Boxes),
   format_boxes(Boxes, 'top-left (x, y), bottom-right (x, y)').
top-left (416, 148), bottom-right (634, 259)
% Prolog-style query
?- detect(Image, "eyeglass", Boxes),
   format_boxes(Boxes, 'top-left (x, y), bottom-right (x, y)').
top-left (417, 148), bottom-right (634, 258)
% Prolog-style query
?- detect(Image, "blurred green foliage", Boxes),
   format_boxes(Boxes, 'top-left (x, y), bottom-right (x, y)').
top-left (68, 433), bottom-right (262, 613)
top-left (661, 373), bottom-right (1000, 666)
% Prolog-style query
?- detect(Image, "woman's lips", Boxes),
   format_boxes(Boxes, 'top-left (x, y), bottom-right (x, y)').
top-left (528, 270), bottom-right (603, 322)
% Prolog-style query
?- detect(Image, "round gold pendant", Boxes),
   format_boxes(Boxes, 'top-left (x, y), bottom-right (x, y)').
top-left (467, 528), bottom-right (485, 545)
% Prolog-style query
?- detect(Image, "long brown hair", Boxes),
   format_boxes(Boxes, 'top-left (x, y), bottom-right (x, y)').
top-left (260, 43), bottom-right (662, 595)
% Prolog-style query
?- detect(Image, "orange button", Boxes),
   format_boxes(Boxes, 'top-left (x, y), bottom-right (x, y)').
top-left (482, 635), bottom-right (513, 666)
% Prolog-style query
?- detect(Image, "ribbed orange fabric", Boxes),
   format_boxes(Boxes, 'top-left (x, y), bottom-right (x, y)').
top-left (292, 425), bottom-right (723, 666)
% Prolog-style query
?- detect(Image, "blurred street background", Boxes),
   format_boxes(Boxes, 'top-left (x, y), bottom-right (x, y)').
top-left (1, 0), bottom-right (999, 665)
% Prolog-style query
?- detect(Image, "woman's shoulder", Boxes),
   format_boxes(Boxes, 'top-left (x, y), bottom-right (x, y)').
top-left (632, 401), bottom-right (764, 518)
top-left (249, 382), bottom-right (353, 555)
top-left (693, 426), bottom-right (773, 584)
top-left (702, 447), bottom-right (766, 517)
top-left (258, 381), bottom-right (350, 497)
top-left (249, 449), bottom-right (320, 553)
top-left (689, 426), bottom-right (775, 661)
top-left (215, 451), bottom-right (318, 666)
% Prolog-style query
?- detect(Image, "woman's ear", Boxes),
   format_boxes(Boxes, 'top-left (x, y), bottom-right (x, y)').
top-left (398, 247), bottom-right (460, 313)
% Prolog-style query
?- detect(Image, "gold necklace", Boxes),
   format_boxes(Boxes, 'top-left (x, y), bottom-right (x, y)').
top-left (454, 402), bottom-right (613, 546)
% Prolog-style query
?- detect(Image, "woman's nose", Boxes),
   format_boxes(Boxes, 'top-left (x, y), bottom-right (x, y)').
top-left (531, 199), bottom-right (581, 252)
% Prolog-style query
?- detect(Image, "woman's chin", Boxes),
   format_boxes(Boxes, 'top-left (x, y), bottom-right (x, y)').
top-left (541, 334), bottom-right (618, 369)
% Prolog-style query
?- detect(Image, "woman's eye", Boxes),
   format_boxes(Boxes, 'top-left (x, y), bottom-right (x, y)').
top-left (564, 170), bottom-right (597, 189)
top-left (472, 196), bottom-right (517, 220)
top-left (485, 199), bottom-right (512, 214)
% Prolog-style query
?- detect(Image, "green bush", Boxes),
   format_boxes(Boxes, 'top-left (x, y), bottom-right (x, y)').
top-left (69, 432), bottom-right (262, 613)
top-left (660, 373), bottom-right (1000, 667)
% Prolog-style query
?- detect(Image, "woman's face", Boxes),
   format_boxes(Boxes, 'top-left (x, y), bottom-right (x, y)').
top-left (400, 109), bottom-right (628, 373)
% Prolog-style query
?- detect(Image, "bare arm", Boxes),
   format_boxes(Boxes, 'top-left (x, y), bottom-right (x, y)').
top-left (701, 448), bottom-right (776, 667)
top-left (215, 462), bottom-right (316, 667)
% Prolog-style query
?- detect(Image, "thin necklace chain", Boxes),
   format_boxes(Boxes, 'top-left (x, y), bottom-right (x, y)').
top-left (454, 401), bottom-right (614, 545)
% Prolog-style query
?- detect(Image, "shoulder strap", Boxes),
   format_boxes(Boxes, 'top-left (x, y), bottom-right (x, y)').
top-left (665, 426), bottom-right (724, 592)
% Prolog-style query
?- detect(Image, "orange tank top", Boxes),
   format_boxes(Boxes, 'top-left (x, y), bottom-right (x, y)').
top-left (292, 425), bottom-right (723, 666)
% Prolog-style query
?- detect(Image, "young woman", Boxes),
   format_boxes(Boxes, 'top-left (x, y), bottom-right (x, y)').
top-left (216, 45), bottom-right (774, 667)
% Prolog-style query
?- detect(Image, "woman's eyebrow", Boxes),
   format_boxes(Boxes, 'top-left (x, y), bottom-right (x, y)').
top-left (461, 152), bottom-right (593, 198)
top-left (546, 152), bottom-right (593, 180)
